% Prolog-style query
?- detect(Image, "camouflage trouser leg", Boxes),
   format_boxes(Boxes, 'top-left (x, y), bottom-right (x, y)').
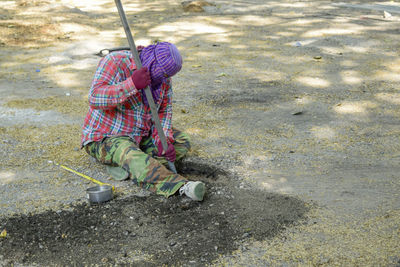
top-left (84, 130), bottom-right (190, 197)
top-left (139, 128), bottom-right (191, 166)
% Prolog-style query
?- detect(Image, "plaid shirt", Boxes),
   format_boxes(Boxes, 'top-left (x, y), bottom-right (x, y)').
top-left (81, 51), bottom-right (174, 147)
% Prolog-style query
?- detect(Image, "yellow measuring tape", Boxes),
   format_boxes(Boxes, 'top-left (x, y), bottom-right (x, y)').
top-left (56, 163), bottom-right (115, 191)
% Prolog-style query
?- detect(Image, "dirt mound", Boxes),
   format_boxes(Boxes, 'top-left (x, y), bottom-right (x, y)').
top-left (0, 170), bottom-right (308, 266)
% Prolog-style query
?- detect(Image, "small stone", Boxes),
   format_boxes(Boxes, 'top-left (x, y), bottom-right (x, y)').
top-left (242, 232), bottom-right (250, 238)
top-left (182, 0), bottom-right (215, 12)
top-left (383, 11), bottom-right (392, 18)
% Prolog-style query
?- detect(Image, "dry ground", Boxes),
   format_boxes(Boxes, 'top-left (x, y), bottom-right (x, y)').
top-left (0, 0), bottom-right (400, 266)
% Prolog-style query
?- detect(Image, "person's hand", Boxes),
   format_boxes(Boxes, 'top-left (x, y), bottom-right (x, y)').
top-left (137, 45), bottom-right (145, 52)
top-left (157, 141), bottom-right (176, 162)
top-left (131, 67), bottom-right (151, 90)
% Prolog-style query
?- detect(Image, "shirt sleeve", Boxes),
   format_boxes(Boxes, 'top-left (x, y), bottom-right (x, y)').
top-left (151, 80), bottom-right (174, 146)
top-left (88, 54), bottom-right (140, 110)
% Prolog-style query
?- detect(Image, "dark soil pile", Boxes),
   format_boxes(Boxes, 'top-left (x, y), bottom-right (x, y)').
top-left (0, 165), bottom-right (308, 266)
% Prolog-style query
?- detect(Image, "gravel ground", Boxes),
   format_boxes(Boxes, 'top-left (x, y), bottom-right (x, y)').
top-left (1, 0), bottom-right (400, 266)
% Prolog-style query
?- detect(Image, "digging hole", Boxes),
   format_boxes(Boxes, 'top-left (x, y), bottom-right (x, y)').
top-left (0, 162), bottom-right (309, 266)
top-left (176, 157), bottom-right (228, 179)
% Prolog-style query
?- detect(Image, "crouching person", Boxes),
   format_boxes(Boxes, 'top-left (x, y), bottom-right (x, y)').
top-left (81, 42), bottom-right (205, 201)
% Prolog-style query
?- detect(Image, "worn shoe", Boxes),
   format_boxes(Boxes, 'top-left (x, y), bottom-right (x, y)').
top-left (106, 166), bottom-right (129, 181)
top-left (179, 181), bottom-right (205, 201)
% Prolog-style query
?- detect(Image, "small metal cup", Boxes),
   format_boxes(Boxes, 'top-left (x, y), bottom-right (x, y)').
top-left (86, 185), bottom-right (113, 203)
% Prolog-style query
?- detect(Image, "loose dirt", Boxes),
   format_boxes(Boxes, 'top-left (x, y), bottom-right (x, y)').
top-left (0, 165), bottom-right (308, 266)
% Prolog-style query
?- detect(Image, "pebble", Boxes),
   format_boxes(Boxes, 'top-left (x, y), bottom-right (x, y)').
top-left (383, 11), bottom-right (392, 18)
top-left (242, 233), bottom-right (250, 238)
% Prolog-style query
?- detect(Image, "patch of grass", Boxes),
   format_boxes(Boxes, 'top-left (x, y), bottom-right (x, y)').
top-left (5, 96), bottom-right (88, 116)
top-left (1, 124), bottom-right (87, 168)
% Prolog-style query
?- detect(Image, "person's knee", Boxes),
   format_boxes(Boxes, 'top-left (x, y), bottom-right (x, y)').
top-left (84, 141), bottom-right (113, 164)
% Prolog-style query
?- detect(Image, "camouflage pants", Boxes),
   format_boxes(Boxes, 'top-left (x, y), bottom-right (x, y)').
top-left (84, 129), bottom-right (191, 197)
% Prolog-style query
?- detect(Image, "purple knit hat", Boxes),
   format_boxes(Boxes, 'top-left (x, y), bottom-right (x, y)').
top-left (139, 42), bottom-right (183, 86)
top-left (139, 42), bottom-right (182, 106)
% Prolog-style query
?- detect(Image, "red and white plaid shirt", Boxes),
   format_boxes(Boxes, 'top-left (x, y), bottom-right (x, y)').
top-left (81, 51), bottom-right (174, 147)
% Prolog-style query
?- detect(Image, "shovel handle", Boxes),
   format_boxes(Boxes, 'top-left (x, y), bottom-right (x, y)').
top-left (114, 0), bottom-right (177, 173)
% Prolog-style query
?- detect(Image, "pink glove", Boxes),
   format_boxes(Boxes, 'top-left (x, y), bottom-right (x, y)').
top-left (131, 67), bottom-right (151, 90)
top-left (137, 45), bottom-right (145, 52)
top-left (157, 141), bottom-right (176, 162)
